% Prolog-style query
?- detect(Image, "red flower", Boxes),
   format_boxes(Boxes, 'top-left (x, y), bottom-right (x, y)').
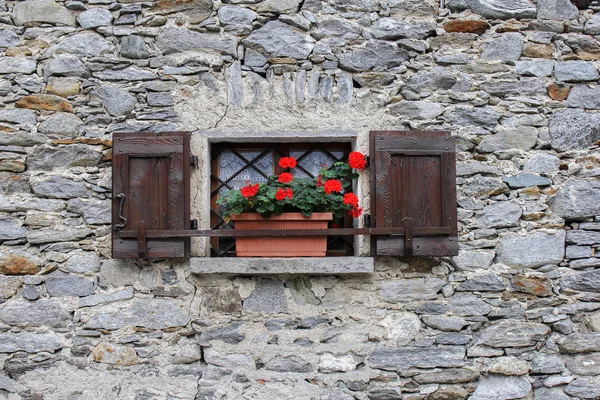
top-left (343, 193), bottom-right (359, 206)
top-left (275, 188), bottom-right (286, 200)
top-left (349, 206), bottom-right (363, 218)
top-left (279, 157), bottom-right (297, 169)
top-left (278, 172), bottom-right (293, 184)
top-left (316, 175), bottom-right (322, 187)
top-left (240, 183), bottom-right (259, 198)
top-left (323, 179), bottom-right (342, 194)
top-left (285, 188), bottom-right (293, 199)
top-left (348, 152), bottom-right (366, 170)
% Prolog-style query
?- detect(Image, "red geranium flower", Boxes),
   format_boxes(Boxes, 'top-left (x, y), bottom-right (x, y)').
top-left (285, 188), bottom-right (293, 199)
top-left (348, 152), bottom-right (366, 170)
top-left (343, 193), bottom-right (359, 206)
top-left (349, 206), bottom-right (363, 218)
top-left (279, 157), bottom-right (297, 169)
top-left (275, 187), bottom-right (286, 200)
top-left (240, 183), bottom-right (259, 198)
top-left (278, 172), bottom-right (293, 184)
top-left (316, 175), bottom-right (322, 187)
top-left (323, 179), bottom-right (342, 194)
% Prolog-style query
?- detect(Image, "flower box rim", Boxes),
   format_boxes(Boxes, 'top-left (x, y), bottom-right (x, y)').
top-left (230, 212), bottom-right (333, 221)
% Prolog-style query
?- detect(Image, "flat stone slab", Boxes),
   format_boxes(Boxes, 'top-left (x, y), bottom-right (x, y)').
top-left (190, 257), bottom-right (374, 275)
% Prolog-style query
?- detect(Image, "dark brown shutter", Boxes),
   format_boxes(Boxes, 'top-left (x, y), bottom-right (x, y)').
top-left (112, 131), bottom-right (191, 259)
top-left (370, 131), bottom-right (458, 256)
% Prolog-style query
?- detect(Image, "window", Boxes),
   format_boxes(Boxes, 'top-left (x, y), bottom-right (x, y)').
top-left (111, 130), bottom-right (458, 260)
top-left (210, 142), bottom-right (354, 257)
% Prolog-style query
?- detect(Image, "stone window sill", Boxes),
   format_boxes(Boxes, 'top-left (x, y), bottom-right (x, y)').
top-left (190, 257), bottom-right (374, 275)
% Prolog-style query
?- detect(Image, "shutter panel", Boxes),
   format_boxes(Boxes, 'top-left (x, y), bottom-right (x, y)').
top-left (370, 131), bottom-right (458, 256)
top-left (112, 131), bottom-right (190, 259)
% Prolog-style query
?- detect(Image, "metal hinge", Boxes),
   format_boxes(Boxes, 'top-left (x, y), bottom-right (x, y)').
top-left (364, 214), bottom-right (371, 228)
top-left (190, 155), bottom-right (199, 169)
top-left (190, 219), bottom-right (198, 230)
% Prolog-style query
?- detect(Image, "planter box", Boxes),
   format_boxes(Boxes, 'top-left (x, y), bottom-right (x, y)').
top-left (230, 212), bottom-right (333, 257)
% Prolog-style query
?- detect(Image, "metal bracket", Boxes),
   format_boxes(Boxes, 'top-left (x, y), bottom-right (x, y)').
top-left (114, 193), bottom-right (127, 230)
top-left (190, 219), bottom-right (198, 230)
top-left (190, 155), bottom-right (199, 169)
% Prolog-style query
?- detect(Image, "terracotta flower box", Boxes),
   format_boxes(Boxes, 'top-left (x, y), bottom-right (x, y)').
top-left (230, 212), bottom-right (333, 257)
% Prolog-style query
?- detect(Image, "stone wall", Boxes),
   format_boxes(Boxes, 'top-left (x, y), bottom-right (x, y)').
top-left (2, 0), bottom-right (600, 398)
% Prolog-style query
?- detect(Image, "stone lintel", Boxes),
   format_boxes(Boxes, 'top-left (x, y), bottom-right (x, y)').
top-left (190, 257), bottom-right (374, 275)
top-left (196, 130), bottom-right (357, 143)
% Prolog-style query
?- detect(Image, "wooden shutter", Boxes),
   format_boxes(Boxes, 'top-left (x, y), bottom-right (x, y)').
top-left (370, 131), bottom-right (458, 257)
top-left (112, 131), bottom-right (190, 259)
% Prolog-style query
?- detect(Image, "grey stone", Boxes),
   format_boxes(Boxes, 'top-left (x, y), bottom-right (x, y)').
top-left (369, 18), bottom-right (435, 40)
top-left (567, 85), bottom-right (600, 109)
top-left (339, 40), bottom-right (409, 72)
top-left (380, 278), bottom-right (446, 303)
top-left (45, 32), bottom-right (114, 57)
top-left (192, 257), bottom-right (373, 275)
top-left (471, 375), bottom-right (531, 400)
top-left (538, 0), bottom-right (578, 20)
top-left (422, 315), bottom-right (467, 332)
top-left (93, 68), bottom-right (157, 81)
top-left (456, 273), bottom-right (506, 292)
top-left (0, 195), bottom-right (66, 213)
top-left (564, 377), bottom-right (600, 399)
top-left (120, 36), bottom-right (148, 59)
top-left (226, 61), bottom-right (242, 106)
top-left (389, 101), bottom-right (443, 120)
top-left (243, 279), bottom-right (288, 313)
top-left (100, 260), bottom-right (141, 288)
top-left (27, 226), bottom-right (92, 244)
top-left (312, 17), bottom-right (362, 40)
top-left (0, 333), bottom-right (62, 353)
top-left (12, 0), bottom-right (76, 26)
top-left (534, 388), bottom-right (570, 400)
top-left (476, 202), bottom-right (522, 228)
top-left (27, 144), bottom-right (102, 170)
top-left (198, 322), bottom-right (245, 345)
top-left (79, 288), bottom-right (134, 307)
top-left (584, 13), bottom-right (600, 35)
top-left (566, 230), bottom-right (600, 245)
top-left (481, 33), bottom-right (524, 62)
top-left (461, 175), bottom-right (508, 197)
top-left (0, 217), bottom-right (27, 241)
top-left (444, 105), bottom-right (501, 128)
top-left (451, 250), bottom-right (495, 270)
top-left (44, 56), bottom-right (90, 78)
top-left (524, 153), bottom-right (560, 174)
top-left (515, 60), bottom-right (555, 77)
top-left (561, 270), bottom-right (600, 293)
top-left (0, 29), bottom-right (20, 48)
top-left (257, 0), bottom-right (302, 13)
top-left (77, 8), bottom-right (113, 28)
top-left (66, 252), bottom-right (101, 274)
top-left (503, 173), bottom-right (552, 188)
top-left (265, 355), bottom-right (312, 372)
top-left (0, 276), bottom-right (22, 299)
top-left (551, 179), bottom-right (600, 220)
top-left (21, 285), bottom-right (40, 300)
top-left (449, 294), bottom-right (491, 316)
top-left (67, 198), bottom-right (108, 225)
top-left (38, 113), bottom-right (84, 137)
top-left (447, 0), bottom-right (537, 19)
top-left (86, 299), bottom-right (190, 330)
top-left (218, 5), bottom-right (255, 35)
top-left (203, 346), bottom-right (255, 370)
top-left (478, 321), bottom-right (550, 348)
top-left (0, 374), bottom-right (16, 393)
top-left (478, 128), bottom-right (539, 152)
top-left (92, 85), bottom-right (136, 117)
top-left (479, 79), bottom-right (546, 97)
top-left (46, 273), bottom-right (94, 297)
top-left (530, 353), bottom-right (565, 374)
top-left (244, 48), bottom-right (267, 67)
top-left (287, 276), bottom-right (320, 306)
top-left (497, 231), bottom-right (565, 268)
top-left (403, 67), bottom-right (457, 94)
top-left (147, 93), bottom-right (174, 107)
top-left (457, 162), bottom-right (502, 177)
top-left (0, 299), bottom-right (71, 328)
top-left (414, 368), bottom-right (479, 384)
top-left (555, 61), bottom-right (599, 82)
top-left (549, 109), bottom-right (600, 152)
top-left (0, 109), bottom-right (36, 127)
top-left (564, 354), bottom-right (600, 375)
top-left (570, 258), bottom-right (600, 269)
top-left (156, 28), bottom-right (237, 56)
top-left (32, 176), bottom-right (88, 199)
top-left (242, 20), bottom-right (315, 59)
top-left (369, 346), bottom-right (465, 370)
top-left (0, 57), bottom-right (37, 74)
